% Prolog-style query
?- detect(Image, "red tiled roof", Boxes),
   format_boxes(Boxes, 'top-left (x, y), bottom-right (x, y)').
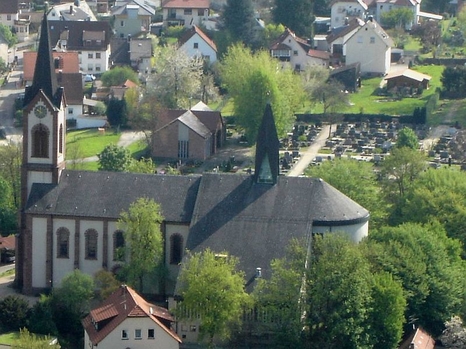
top-left (0, 236), bottom-right (15, 250)
top-left (162, 0), bottom-right (209, 9)
top-left (23, 51), bottom-right (80, 82)
top-left (82, 285), bottom-right (181, 346)
top-left (398, 327), bottom-right (435, 349)
top-left (269, 28), bottom-right (311, 52)
top-left (308, 49), bottom-right (331, 60)
top-left (178, 25), bottom-right (217, 52)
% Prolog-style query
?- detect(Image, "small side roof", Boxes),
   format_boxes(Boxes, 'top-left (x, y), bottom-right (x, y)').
top-left (162, 0), bottom-right (209, 9)
top-left (385, 69), bottom-right (432, 82)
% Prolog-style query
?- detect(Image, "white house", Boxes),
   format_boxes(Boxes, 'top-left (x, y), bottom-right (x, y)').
top-left (345, 17), bottom-right (393, 75)
top-left (129, 38), bottom-right (153, 72)
top-left (371, 0), bottom-right (420, 29)
top-left (162, 0), bottom-right (210, 28)
top-left (112, 0), bottom-right (156, 38)
top-left (330, 0), bottom-right (367, 29)
top-left (178, 25), bottom-right (217, 63)
top-left (326, 17), bottom-right (364, 57)
top-left (82, 285), bottom-right (181, 349)
top-left (270, 28), bottom-right (330, 71)
top-left (47, 2), bottom-right (97, 22)
top-left (0, 1), bottom-right (30, 42)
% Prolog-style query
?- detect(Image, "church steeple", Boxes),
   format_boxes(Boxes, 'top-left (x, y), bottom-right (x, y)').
top-left (254, 103), bottom-right (280, 184)
top-left (24, 13), bottom-right (62, 108)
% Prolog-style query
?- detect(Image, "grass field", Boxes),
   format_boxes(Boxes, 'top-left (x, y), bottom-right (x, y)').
top-left (0, 332), bottom-right (19, 345)
top-left (66, 129), bottom-right (120, 159)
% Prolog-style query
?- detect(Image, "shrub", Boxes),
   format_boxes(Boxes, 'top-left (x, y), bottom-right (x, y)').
top-left (0, 295), bottom-right (30, 331)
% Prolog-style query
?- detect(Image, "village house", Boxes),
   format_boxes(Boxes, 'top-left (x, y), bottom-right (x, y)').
top-left (111, 0), bottom-right (156, 38)
top-left (178, 25), bottom-right (217, 64)
top-left (162, 0), bottom-right (210, 28)
top-left (330, 0), bottom-right (368, 29)
top-left (47, 1), bottom-right (97, 22)
top-left (0, 0), bottom-right (30, 42)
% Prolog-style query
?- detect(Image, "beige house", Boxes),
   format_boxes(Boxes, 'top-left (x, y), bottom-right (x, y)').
top-left (330, 0), bottom-right (368, 29)
top-left (162, 0), bottom-right (209, 28)
top-left (83, 285), bottom-right (181, 349)
top-left (345, 17), bottom-right (393, 75)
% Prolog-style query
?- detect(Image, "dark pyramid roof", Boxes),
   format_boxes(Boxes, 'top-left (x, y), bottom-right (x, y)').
top-left (254, 103), bottom-right (280, 184)
top-left (24, 13), bottom-right (63, 108)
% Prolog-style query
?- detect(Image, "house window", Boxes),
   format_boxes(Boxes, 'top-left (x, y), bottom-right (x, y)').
top-left (7, 15), bottom-right (11, 21)
top-left (96, 52), bottom-right (101, 59)
top-left (357, 35), bottom-right (363, 43)
top-left (68, 108), bottom-right (74, 114)
top-left (148, 329), bottom-right (155, 339)
top-left (198, 9), bottom-right (204, 16)
top-left (88, 64), bottom-right (93, 71)
top-left (56, 228), bottom-right (70, 258)
top-left (170, 234), bottom-right (183, 265)
top-left (135, 329), bottom-right (142, 339)
top-left (370, 37), bottom-right (375, 44)
top-left (95, 64), bottom-right (101, 72)
top-left (293, 50), bottom-right (298, 56)
top-left (121, 330), bottom-right (128, 339)
top-left (32, 124), bottom-right (49, 158)
top-left (88, 53), bottom-right (93, 59)
top-left (59, 124), bottom-right (63, 154)
top-left (113, 230), bottom-right (125, 261)
top-left (184, 9), bottom-right (192, 15)
top-left (178, 140), bottom-right (189, 159)
top-left (120, 20), bottom-right (125, 27)
top-left (295, 64), bottom-right (301, 71)
top-left (193, 42), bottom-right (198, 49)
top-left (85, 229), bottom-right (98, 260)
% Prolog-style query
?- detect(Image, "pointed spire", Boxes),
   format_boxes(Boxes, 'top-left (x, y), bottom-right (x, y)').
top-left (254, 103), bottom-right (280, 184)
top-left (24, 13), bottom-right (60, 107)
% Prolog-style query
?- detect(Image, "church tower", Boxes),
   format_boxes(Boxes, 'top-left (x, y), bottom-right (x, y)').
top-left (254, 103), bottom-right (280, 184)
top-left (21, 13), bottom-right (66, 203)
top-left (18, 13), bottom-right (66, 291)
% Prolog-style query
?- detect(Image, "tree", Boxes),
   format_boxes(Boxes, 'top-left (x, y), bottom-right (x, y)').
top-left (27, 295), bottom-right (58, 337)
top-left (305, 158), bottom-right (388, 230)
top-left (441, 65), bottom-right (466, 96)
top-left (396, 127), bottom-right (419, 150)
top-left (258, 23), bottom-right (286, 48)
top-left (0, 295), bottom-right (30, 331)
top-left (411, 21), bottom-right (441, 53)
top-left (126, 157), bottom-right (156, 174)
top-left (148, 44), bottom-right (204, 108)
top-left (220, 44), bottom-right (304, 143)
top-left (118, 197), bottom-right (164, 291)
top-left (176, 249), bottom-right (250, 346)
top-left (223, 0), bottom-right (256, 45)
top-left (106, 98), bottom-right (127, 127)
top-left (94, 269), bottom-right (121, 300)
top-left (0, 142), bottom-right (21, 209)
top-left (101, 66), bottom-right (139, 87)
top-left (381, 8), bottom-right (414, 29)
top-left (366, 223), bottom-right (466, 336)
top-left (0, 23), bottom-right (17, 47)
top-left (273, 0), bottom-right (314, 37)
top-left (98, 144), bottom-right (132, 172)
top-left (439, 316), bottom-right (466, 348)
top-left (307, 234), bottom-right (373, 349)
top-left (12, 328), bottom-right (60, 349)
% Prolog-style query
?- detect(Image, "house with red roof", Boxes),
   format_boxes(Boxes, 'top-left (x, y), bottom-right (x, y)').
top-left (398, 327), bottom-right (435, 349)
top-left (270, 28), bottom-right (330, 71)
top-left (162, 0), bottom-right (210, 28)
top-left (178, 25), bottom-right (217, 64)
top-left (82, 285), bottom-right (181, 349)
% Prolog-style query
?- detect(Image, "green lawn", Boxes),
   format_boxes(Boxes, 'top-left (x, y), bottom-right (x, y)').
top-left (66, 129), bottom-right (120, 160)
top-left (0, 332), bottom-right (19, 345)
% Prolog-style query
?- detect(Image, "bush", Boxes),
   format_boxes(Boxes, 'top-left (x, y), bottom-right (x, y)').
top-left (163, 25), bottom-right (186, 39)
top-left (0, 295), bottom-right (30, 331)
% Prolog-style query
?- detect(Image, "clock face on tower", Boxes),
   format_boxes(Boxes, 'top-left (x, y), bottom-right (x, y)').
top-left (34, 105), bottom-right (47, 119)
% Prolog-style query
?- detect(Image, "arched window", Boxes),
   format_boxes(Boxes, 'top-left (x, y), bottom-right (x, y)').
top-left (170, 234), bottom-right (183, 265)
top-left (59, 124), bottom-right (63, 154)
top-left (32, 124), bottom-right (49, 158)
top-left (85, 229), bottom-right (98, 260)
top-left (113, 230), bottom-right (125, 261)
top-left (56, 227), bottom-right (70, 258)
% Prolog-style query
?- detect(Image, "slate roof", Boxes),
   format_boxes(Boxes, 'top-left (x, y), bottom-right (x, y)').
top-left (48, 21), bottom-right (112, 51)
top-left (57, 73), bottom-right (84, 105)
top-left (326, 18), bottom-right (364, 43)
top-left (186, 174), bottom-right (369, 291)
top-left (349, 18), bottom-right (393, 46)
top-left (162, 0), bottom-right (209, 8)
top-left (177, 110), bottom-right (212, 138)
top-left (26, 171), bottom-right (201, 223)
top-left (112, 0), bottom-right (155, 16)
top-left (157, 108), bottom-right (223, 134)
top-left (82, 285), bottom-right (181, 346)
top-left (0, 0), bottom-right (18, 14)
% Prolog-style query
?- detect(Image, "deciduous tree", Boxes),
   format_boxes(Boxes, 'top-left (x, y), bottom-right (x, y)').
top-left (98, 144), bottom-right (132, 172)
top-left (176, 249), bottom-right (250, 346)
top-left (381, 8), bottom-right (415, 29)
top-left (118, 197), bottom-right (164, 292)
top-left (101, 66), bottom-right (139, 87)
top-left (396, 127), bottom-right (419, 150)
top-left (12, 328), bottom-right (60, 349)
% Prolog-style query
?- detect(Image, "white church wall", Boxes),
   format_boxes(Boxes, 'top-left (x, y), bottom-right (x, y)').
top-left (52, 218), bottom-right (76, 287)
top-left (107, 221), bottom-right (122, 271)
top-left (32, 217), bottom-right (48, 288)
top-left (80, 220), bottom-right (104, 278)
top-left (312, 221), bottom-right (369, 243)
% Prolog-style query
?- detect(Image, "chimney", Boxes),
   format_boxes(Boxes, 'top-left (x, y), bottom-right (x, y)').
top-left (70, 5), bottom-right (73, 14)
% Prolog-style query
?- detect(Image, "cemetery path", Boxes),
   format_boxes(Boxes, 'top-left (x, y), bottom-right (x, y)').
top-left (287, 124), bottom-right (331, 177)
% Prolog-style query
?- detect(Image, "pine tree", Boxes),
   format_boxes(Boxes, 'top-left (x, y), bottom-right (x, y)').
top-left (273, 0), bottom-right (314, 37)
top-left (223, 0), bottom-right (256, 44)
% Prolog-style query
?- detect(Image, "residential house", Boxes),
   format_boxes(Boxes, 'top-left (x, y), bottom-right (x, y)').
top-left (129, 38), bottom-right (153, 72)
top-left (178, 25), bottom-right (217, 64)
top-left (47, 2), bottom-right (97, 22)
top-left (345, 17), bottom-right (393, 75)
top-left (18, 15), bottom-right (370, 301)
top-left (48, 20), bottom-right (113, 75)
top-left (398, 327), bottom-right (435, 349)
top-left (152, 105), bottom-right (225, 160)
top-left (330, 0), bottom-right (368, 29)
top-left (0, 235), bottom-right (15, 263)
top-left (83, 285), bottom-right (181, 349)
top-left (87, 0), bottom-right (110, 14)
top-left (23, 51), bottom-right (83, 116)
top-left (369, 0), bottom-right (420, 29)
top-left (0, 0), bottom-right (30, 41)
top-left (326, 17), bottom-right (364, 59)
top-left (384, 68), bottom-right (431, 90)
top-left (162, 0), bottom-right (210, 28)
top-left (270, 28), bottom-right (330, 71)
top-left (112, 0), bottom-right (156, 38)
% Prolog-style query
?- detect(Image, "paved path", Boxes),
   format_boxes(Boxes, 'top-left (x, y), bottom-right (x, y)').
top-left (287, 124), bottom-right (331, 177)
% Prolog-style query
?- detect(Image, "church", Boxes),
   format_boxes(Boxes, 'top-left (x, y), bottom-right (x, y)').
top-left (17, 15), bottom-right (370, 296)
